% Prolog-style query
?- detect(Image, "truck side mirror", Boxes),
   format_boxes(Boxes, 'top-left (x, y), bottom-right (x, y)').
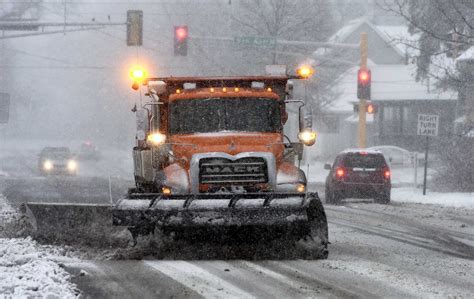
top-left (324, 163), bottom-right (332, 170)
top-left (299, 105), bottom-right (312, 132)
top-left (298, 105), bottom-right (316, 146)
top-left (135, 108), bottom-right (149, 141)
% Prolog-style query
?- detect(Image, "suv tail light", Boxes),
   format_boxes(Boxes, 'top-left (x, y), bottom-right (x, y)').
top-left (383, 168), bottom-right (390, 180)
top-left (335, 167), bottom-right (345, 179)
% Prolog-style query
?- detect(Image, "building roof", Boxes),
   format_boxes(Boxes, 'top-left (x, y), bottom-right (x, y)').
top-left (456, 46), bottom-right (474, 62)
top-left (313, 18), bottom-right (412, 59)
top-left (374, 25), bottom-right (418, 57)
top-left (326, 64), bottom-right (457, 113)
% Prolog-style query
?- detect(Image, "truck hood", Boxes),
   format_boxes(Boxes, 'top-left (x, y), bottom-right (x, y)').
top-left (169, 132), bottom-right (284, 163)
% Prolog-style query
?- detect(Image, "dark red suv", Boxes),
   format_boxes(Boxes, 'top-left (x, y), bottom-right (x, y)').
top-left (324, 149), bottom-right (391, 204)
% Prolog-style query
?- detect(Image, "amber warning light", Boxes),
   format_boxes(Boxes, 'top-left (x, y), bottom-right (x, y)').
top-left (296, 65), bottom-right (315, 79)
top-left (129, 66), bottom-right (147, 90)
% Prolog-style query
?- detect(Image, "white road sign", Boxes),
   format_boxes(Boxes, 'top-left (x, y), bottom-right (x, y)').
top-left (417, 114), bottom-right (439, 136)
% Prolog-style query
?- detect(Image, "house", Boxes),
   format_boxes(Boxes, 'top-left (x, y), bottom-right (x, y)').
top-left (349, 65), bottom-right (456, 150)
top-left (311, 18), bottom-right (458, 158)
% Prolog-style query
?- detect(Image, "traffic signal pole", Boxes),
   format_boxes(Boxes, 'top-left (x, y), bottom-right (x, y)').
top-left (358, 32), bottom-right (368, 148)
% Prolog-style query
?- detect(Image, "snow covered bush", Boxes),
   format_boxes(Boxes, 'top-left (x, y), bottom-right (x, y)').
top-left (434, 136), bottom-right (474, 192)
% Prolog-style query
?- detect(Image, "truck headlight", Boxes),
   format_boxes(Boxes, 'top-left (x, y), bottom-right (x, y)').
top-left (67, 160), bottom-right (77, 171)
top-left (43, 160), bottom-right (53, 171)
top-left (296, 184), bottom-right (306, 193)
top-left (147, 132), bottom-right (166, 146)
top-left (298, 130), bottom-right (317, 146)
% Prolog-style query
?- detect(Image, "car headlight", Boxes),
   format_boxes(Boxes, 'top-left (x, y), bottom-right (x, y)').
top-left (43, 160), bottom-right (53, 171)
top-left (67, 160), bottom-right (77, 171)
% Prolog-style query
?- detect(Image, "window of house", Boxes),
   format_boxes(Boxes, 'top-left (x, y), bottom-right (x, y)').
top-left (382, 106), bottom-right (400, 135)
top-left (381, 105), bottom-right (411, 136)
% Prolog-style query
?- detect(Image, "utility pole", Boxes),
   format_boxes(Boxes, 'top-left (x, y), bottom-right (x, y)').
top-left (358, 32), bottom-right (368, 148)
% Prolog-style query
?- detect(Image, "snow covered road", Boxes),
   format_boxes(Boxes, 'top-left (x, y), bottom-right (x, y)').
top-left (60, 201), bottom-right (474, 298)
top-left (1, 193), bottom-right (473, 297)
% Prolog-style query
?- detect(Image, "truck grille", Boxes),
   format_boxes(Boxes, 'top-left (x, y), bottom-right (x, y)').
top-left (199, 157), bottom-right (268, 185)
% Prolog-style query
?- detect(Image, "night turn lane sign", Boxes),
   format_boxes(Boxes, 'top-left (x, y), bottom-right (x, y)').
top-left (417, 114), bottom-right (439, 136)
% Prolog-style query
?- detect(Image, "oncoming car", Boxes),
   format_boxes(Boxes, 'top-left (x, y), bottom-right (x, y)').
top-left (38, 147), bottom-right (78, 175)
top-left (324, 149), bottom-right (391, 204)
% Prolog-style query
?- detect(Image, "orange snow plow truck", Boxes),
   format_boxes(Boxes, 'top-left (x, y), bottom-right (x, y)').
top-left (25, 68), bottom-right (328, 258)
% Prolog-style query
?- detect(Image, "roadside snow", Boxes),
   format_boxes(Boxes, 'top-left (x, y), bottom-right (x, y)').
top-left (392, 187), bottom-right (473, 208)
top-left (0, 195), bottom-right (79, 298)
top-left (0, 238), bottom-right (78, 298)
top-left (0, 195), bottom-right (16, 220)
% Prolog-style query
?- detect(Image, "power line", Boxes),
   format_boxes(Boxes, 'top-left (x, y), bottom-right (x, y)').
top-left (0, 1), bottom-right (223, 4)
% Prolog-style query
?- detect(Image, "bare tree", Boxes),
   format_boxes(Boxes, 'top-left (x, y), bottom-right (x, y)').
top-left (232, 0), bottom-right (335, 65)
top-left (380, 0), bottom-right (474, 191)
top-left (379, 0), bottom-right (473, 84)
top-left (0, 0), bottom-right (42, 21)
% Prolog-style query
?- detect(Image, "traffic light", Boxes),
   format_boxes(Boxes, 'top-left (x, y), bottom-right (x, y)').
top-left (357, 68), bottom-right (371, 99)
top-left (353, 101), bottom-right (377, 114)
top-left (174, 25), bottom-right (188, 56)
top-left (366, 103), bottom-right (377, 114)
top-left (127, 10), bottom-right (143, 46)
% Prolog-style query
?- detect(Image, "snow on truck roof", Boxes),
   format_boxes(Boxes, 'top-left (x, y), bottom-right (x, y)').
top-left (145, 76), bottom-right (289, 86)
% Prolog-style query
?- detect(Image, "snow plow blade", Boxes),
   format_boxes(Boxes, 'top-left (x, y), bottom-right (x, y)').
top-left (22, 202), bottom-right (127, 246)
top-left (113, 191), bottom-right (329, 258)
top-left (114, 192), bottom-right (317, 229)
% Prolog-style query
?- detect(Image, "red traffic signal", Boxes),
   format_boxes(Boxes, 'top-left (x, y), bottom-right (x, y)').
top-left (357, 69), bottom-right (371, 99)
top-left (174, 25), bottom-right (188, 56)
top-left (358, 69), bottom-right (370, 83)
top-left (175, 27), bottom-right (188, 41)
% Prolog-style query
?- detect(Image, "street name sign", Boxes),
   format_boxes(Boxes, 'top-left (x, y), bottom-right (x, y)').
top-left (234, 36), bottom-right (276, 48)
top-left (417, 114), bottom-right (439, 136)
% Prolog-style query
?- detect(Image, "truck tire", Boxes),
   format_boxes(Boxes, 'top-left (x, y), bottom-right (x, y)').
top-left (296, 194), bottom-right (329, 259)
top-left (325, 186), bottom-right (333, 204)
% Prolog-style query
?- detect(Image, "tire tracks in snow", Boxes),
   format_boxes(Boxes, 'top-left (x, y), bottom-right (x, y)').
top-left (326, 206), bottom-right (474, 260)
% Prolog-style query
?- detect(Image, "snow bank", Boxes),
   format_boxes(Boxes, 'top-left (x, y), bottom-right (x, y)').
top-left (0, 195), bottom-right (17, 221)
top-left (0, 238), bottom-right (78, 298)
top-left (392, 187), bottom-right (473, 208)
top-left (0, 195), bottom-right (78, 297)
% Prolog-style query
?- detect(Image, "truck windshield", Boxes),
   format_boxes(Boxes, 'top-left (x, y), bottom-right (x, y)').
top-left (169, 98), bottom-right (282, 134)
